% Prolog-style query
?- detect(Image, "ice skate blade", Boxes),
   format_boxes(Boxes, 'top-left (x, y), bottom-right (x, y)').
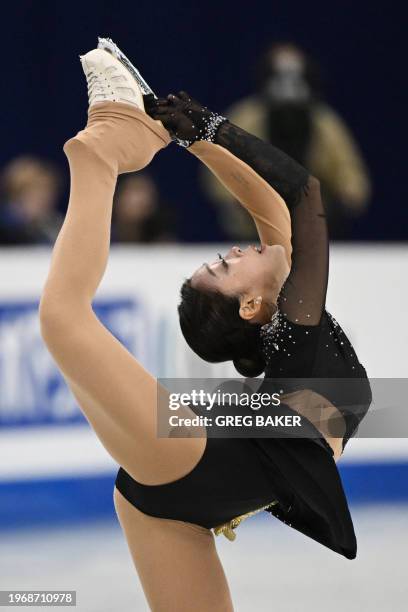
top-left (97, 37), bottom-right (156, 98)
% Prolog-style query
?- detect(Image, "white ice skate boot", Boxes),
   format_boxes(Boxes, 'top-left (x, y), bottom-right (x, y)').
top-left (80, 38), bottom-right (154, 110)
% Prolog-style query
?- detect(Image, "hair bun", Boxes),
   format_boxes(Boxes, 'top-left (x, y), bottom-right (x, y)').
top-left (233, 355), bottom-right (265, 378)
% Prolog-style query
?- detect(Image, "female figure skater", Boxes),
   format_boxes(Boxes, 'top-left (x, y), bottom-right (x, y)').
top-left (39, 38), bottom-right (370, 611)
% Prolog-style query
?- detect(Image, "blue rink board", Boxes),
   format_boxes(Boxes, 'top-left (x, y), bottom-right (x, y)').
top-left (0, 298), bottom-right (143, 428)
top-left (0, 462), bottom-right (407, 530)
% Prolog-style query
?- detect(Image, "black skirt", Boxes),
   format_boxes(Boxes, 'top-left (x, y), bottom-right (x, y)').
top-left (115, 410), bottom-right (357, 559)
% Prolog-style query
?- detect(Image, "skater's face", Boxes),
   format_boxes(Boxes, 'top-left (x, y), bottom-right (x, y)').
top-left (190, 244), bottom-right (290, 323)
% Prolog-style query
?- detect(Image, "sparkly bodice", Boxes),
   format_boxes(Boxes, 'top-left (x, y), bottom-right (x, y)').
top-left (259, 308), bottom-right (371, 447)
top-left (260, 308), bottom-right (357, 372)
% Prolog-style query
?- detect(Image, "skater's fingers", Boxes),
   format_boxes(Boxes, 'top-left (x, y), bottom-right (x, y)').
top-left (178, 91), bottom-right (204, 109)
top-left (149, 107), bottom-right (174, 118)
top-left (149, 110), bottom-right (178, 129)
top-left (154, 98), bottom-right (170, 107)
top-left (177, 90), bottom-right (193, 102)
top-left (143, 95), bottom-right (169, 119)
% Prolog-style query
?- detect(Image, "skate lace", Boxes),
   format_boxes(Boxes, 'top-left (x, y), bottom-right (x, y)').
top-left (86, 70), bottom-right (107, 101)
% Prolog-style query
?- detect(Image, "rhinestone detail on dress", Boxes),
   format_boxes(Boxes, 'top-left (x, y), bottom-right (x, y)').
top-left (173, 111), bottom-right (228, 148)
top-left (260, 308), bottom-right (358, 369)
top-left (260, 309), bottom-right (291, 368)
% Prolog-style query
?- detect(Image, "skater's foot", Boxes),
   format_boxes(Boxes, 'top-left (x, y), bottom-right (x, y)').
top-left (80, 41), bottom-right (146, 109)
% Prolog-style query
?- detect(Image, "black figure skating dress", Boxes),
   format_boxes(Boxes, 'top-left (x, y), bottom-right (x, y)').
top-left (115, 95), bottom-right (371, 559)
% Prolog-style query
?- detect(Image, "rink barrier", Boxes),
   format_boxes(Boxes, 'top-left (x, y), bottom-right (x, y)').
top-left (0, 462), bottom-right (407, 530)
top-left (0, 245), bottom-right (407, 529)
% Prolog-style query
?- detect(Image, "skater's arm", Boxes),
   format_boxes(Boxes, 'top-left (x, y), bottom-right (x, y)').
top-left (144, 94), bottom-right (292, 263)
top-left (188, 139), bottom-right (292, 264)
top-left (146, 92), bottom-right (328, 325)
top-left (212, 120), bottom-right (328, 325)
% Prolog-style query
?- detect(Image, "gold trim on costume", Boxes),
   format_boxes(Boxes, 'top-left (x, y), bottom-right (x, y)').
top-left (213, 500), bottom-right (278, 541)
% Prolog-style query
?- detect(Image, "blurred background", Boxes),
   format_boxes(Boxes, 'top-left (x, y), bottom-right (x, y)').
top-left (1, 1), bottom-right (407, 611)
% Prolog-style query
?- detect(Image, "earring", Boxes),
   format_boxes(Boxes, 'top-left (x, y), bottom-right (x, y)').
top-left (255, 296), bottom-right (262, 305)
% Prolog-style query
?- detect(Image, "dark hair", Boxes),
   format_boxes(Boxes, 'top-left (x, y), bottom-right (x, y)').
top-left (178, 279), bottom-right (266, 378)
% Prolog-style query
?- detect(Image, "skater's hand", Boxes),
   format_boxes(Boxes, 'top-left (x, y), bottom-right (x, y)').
top-left (144, 91), bottom-right (209, 142)
top-left (144, 91), bottom-right (226, 146)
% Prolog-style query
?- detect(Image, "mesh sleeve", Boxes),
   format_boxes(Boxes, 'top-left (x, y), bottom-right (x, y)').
top-left (214, 121), bottom-right (329, 326)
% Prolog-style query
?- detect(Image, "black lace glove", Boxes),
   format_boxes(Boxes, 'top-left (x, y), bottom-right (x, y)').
top-left (143, 91), bottom-right (227, 147)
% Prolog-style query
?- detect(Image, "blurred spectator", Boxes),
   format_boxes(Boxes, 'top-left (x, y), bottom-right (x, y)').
top-left (0, 156), bottom-right (63, 245)
top-left (202, 43), bottom-right (372, 240)
top-left (112, 172), bottom-right (177, 243)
